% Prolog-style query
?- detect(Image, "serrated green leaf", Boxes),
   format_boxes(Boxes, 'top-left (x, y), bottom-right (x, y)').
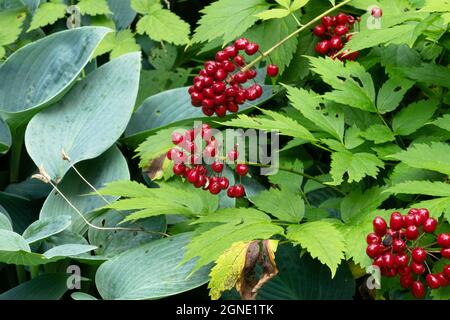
top-left (136, 127), bottom-right (181, 167)
top-left (389, 162), bottom-right (443, 185)
top-left (77, 0), bottom-right (111, 16)
top-left (208, 241), bottom-right (250, 300)
top-left (329, 151), bottom-right (384, 185)
top-left (386, 181), bottom-right (450, 197)
top-left (361, 124), bottom-right (395, 144)
top-left (255, 8), bottom-right (290, 20)
top-left (340, 186), bottom-right (390, 223)
top-left (130, 0), bottom-right (157, 14)
top-left (290, 0), bottom-right (310, 11)
top-left (0, 7), bottom-right (27, 45)
top-left (268, 159), bottom-right (303, 193)
top-left (285, 86), bottom-right (345, 142)
top-left (412, 197), bottom-right (450, 220)
top-left (136, 8), bottom-right (190, 45)
top-left (28, 3), bottom-right (66, 31)
top-left (251, 189), bottom-right (304, 223)
top-left (394, 63), bottom-right (450, 89)
top-left (431, 114), bottom-right (450, 132)
top-left (388, 142), bottom-right (450, 176)
top-left (275, 0), bottom-right (290, 8)
top-left (93, 30), bottom-right (140, 59)
top-left (192, 0), bottom-right (270, 44)
top-left (420, 0), bottom-right (450, 12)
top-left (376, 76), bottom-right (415, 114)
top-left (287, 221), bottom-right (345, 277)
top-left (392, 99), bottom-right (438, 135)
top-left (344, 125), bottom-right (364, 149)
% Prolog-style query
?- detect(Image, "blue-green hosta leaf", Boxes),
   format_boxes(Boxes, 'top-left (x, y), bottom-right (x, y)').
top-left (71, 292), bottom-right (98, 300)
top-left (95, 233), bottom-right (210, 300)
top-left (107, 0), bottom-right (136, 30)
top-left (124, 85), bottom-right (276, 146)
top-left (0, 27), bottom-right (110, 128)
top-left (0, 115), bottom-right (11, 154)
top-left (25, 52), bottom-right (140, 181)
top-left (0, 192), bottom-right (39, 234)
top-left (0, 206), bottom-right (12, 231)
top-left (22, 215), bottom-right (71, 245)
top-left (40, 146), bottom-right (130, 235)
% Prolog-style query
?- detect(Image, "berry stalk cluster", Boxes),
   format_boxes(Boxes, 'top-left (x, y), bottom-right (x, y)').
top-left (167, 124), bottom-right (247, 198)
top-left (366, 208), bottom-right (450, 299)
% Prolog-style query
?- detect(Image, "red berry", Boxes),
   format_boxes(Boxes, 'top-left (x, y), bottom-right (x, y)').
top-left (313, 24), bottom-right (326, 37)
top-left (411, 281), bottom-right (425, 299)
top-left (426, 274), bottom-right (441, 289)
top-left (411, 248), bottom-right (427, 263)
top-left (437, 233), bottom-right (450, 247)
top-left (227, 101), bottom-right (239, 113)
top-left (371, 7), bottom-right (382, 18)
top-left (390, 212), bottom-right (404, 231)
top-left (417, 208), bottom-right (429, 220)
top-left (395, 253), bottom-right (409, 267)
top-left (436, 272), bottom-right (449, 287)
top-left (246, 69), bottom-right (257, 79)
top-left (336, 12), bottom-right (348, 25)
top-left (234, 72), bottom-right (247, 83)
top-left (233, 184), bottom-right (245, 198)
top-left (202, 87), bottom-right (215, 99)
top-left (202, 98), bottom-right (215, 109)
top-left (187, 170), bottom-right (199, 183)
top-left (215, 51), bottom-right (228, 62)
top-left (224, 45), bottom-right (238, 58)
top-left (315, 40), bottom-right (330, 55)
top-left (215, 69), bottom-right (227, 81)
top-left (227, 150), bottom-right (239, 161)
top-left (204, 61), bottom-right (218, 75)
top-left (204, 145), bottom-right (216, 158)
top-left (191, 91), bottom-right (203, 103)
top-left (444, 265), bottom-right (450, 279)
top-left (347, 15), bottom-right (355, 24)
top-left (203, 76), bottom-right (214, 88)
top-left (398, 266), bottom-right (411, 275)
top-left (235, 90), bottom-right (247, 104)
top-left (366, 232), bottom-right (381, 244)
top-left (218, 177), bottom-right (229, 189)
top-left (233, 55), bottom-right (245, 66)
top-left (214, 94), bottom-right (226, 105)
top-left (329, 36), bottom-right (343, 50)
top-left (442, 248), bottom-right (450, 258)
top-left (234, 38), bottom-right (249, 50)
top-left (321, 15), bottom-right (334, 27)
top-left (173, 163), bottom-right (185, 176)
top-left (334, 24), bottom-right (349, 36)
top-left (408, 208), bottom-right (419, 215)
top-left (211, 161), bottom-right (224, 173)
top-left (166, 148), bottom-right (177, 160)
top-left (254, 84), bottom-right (263, 98)
top-left (423, 218), bottom-right (437, 233)
top-left (392, 239), bottom-right (406, 253)
top-left (405, 225), bottom-right (419, 240)
top-left (236, 164), bottom-right (248, 176)
top-left (400, 274), bottom-right (414, 288)
top-left (411, 262), bottom-right (425, 275)
top-left (202, 106), bottom-right (214, 116)
top-left (212, 82), bottom-right (226, 94)
top-left (225, 87), bottom-right (237, 97)
top-left (372, 216), bottom-right (387, 236)
top-left (267, 64), bottom-right (279, 77)
top-left (404, 214), bottom-right (416, 227)
top-left (194, 174), bottom-right (206, 188)
top-left (222, 60), bottom-right (236, 73)
top-left (209, 182), bottom-right (221, 195)
top-left (215, 104), bottom-right (227, 117)
top-left (245, 43), bottom-right (259, 55)
top-left (382, 253), bottom-right (395, 268)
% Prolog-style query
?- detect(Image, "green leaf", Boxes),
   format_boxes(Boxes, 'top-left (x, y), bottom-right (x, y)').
top-left (124, 85), bottom-right (276, 146)
top-left (392, 99), bottom-right (438, 135)
top-left (192, 0), bottom-right (270, 44)
top-left (77, 0), bottom-right (111, 16)
top-left (412, 197), bottom-right (450, 220)
top-left (275, 0), bottom-right (291, 8)
top-left (0, 273), bottom-right (69, 300)
top-left (71, 292), bottom-right (98, 300)
top-left (386, 181), bottom-right (450, 197)
top-left (136, 8), bottom-right (190, 45)
top-left (284, 86), bottom-right (345, 142)
top-left (255, 8), bottom-right (290, 20)
top-left (388, 142), bottom-right (450, 176)
top-left (27, 2), bottom-right (66, 31)
top-left (0, 192), bottom-right (39, 234)
top-left (0, 27), bottom-right (109, 128)
top-left (432, 114), bottom-right (450, 132)
top-left (208, 241), bottom-right (251, 300)
top-left (135, 127), bottom-right (178, 167)
top-left (0, 115), bottom-right (11, 154)
top-left (394, 63), bottom-right (450, 89)
top-left (287, 221), bottom-right (346, 277)
top-left (22, 216), bottom-right (71, 245)
top-left (308, 57), bottom-right (376, 112)
top-left (42, 243), bottom-right (97, 259)
top-left (420, 0), bottom-right (450, 12)
top-left (290, 0), bottom-right (310, 11)
top-left (130, 0), bottom-right (156, 14)
top-left (40, 147), bottom-right (130, 235)
top-left (95, 233), bottom-right (210, 300)
top-left (93, 30), bottom-right (140, 59)
top-left (267, 159), bottom-right (303, 193)
top-left (254, 244), bottom-right (355, 300)
top-left (340, 186), bottom-right (389, 223)
top-left (25, 52), bottom-right (140, 181)
top-left (0, 207), bottom-right (13, 231)
top-left (251, 189), bottom-right (304, 223)
top-left (0, 7), bottom-right (26, 46)
top-left (88, 210), bottom-right (166, 258)
top-left (389, 162), bottom-right (443, 185)
top-left (108, 0), bottom-right (136, 30)
top-left (360, 124), bottom-right (395, 144)
top-left (329, 151), bottom-right (384, 185)
top-left (244, 16), bottom-right (297, 74)
top-left (376, 76), bottom-right (415, 114)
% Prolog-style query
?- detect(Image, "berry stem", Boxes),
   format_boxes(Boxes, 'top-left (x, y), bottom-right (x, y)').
top-left (241, 0), bottom-right (353, 72)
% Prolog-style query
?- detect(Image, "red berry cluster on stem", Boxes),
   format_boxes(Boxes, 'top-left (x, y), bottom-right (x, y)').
top-left (312, 12), bottom-right (359, 61)
top-left (366, 208), bottom-right (450, 299)
top-left (167, 124), bottom-right (247, 198)
top-left (188, 38), bottom-right (278, 117)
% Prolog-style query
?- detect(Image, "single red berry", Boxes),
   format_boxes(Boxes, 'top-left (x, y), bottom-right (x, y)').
top-left (382, 253), bottom-right (395, 268)
top-left (444, 265), bottom-right (450, 279)
top-left (426, 274), bottom-right (441, 289)
top-left (202, 106), bottom-right (214, 116)
top-left (329, 36), bottom-right (343, 50)
top-left (215, 104), bottom-right (227, 117)
top-left (336, 12), bottom-right (348, 25)
top-left (233, 184), bottom-right (245, 198)
top-left (187, 170), bottom-right (199, 184)
top-left (202, 76), bottom-right (214, 88)
top-left (218, 177), bottom-right (229, 189)
top-left (202, 98), bottom-right (215, 109)
top-left (334, 24), bottom-right (349, 36)
top-left (437, 233), bottom-right (450, 247)
top-left (215, 69), bottom-right (227, 81)
top-left (173, 163), bottom-right (186, 176)
top-left (166, 148), bottom-right (177, 160)
top-left (246, 87), bottom-right (258, 101)
top-left (227, 186), bottom-right (235, 198)
top-left (215, 50), bottom-right (229, 62)
top-left (227, 150), bottom-right (239, 161)
top-left (234, 38), bottom-right (249, 50)
top-left (194, 175), bottom-right (206, 188)
top-left (227, 101), bottom-right (239, 113)
top-left (204, 145), bottom-right (216, 158)
top-left (172, 150), bottom-right (185, 164)
top-left (412, 248), bottom-right (427, 263)
top-left (313, 24), bottom-right (326, 37)
top-left (245, 43), bottom-right (259, 55)
top-left (236, 164), bottom-right (248, 176)
top-left (385, 268), bottom-right (397, 277)
top-left (233, 55), bottom-right (245, 66)
top-left (199, 69), bottom-right (208, 77)
top-left (392, 239), bottom-right (406, 253)
top-left (211, 161), bottom-right (224, 173)
top-left (395, 253), bottom-right (409, 268)
top-left (209, 182), bottom-right (221, 195)
top-left (404, 214), bottom-right (416, 227)
top-left (321, 15), bottom-right (334, 27)
top-left (267, 64), bottom-right (279, 77)
top-left (442, 248), bottom-right (450, 259)
top-left (234, 72), bottom-right (247, 83)
top-left (423, 218), bottom-right (437, 233)
top-left (202, 87), bottom-right (215, 99)
top-left (246, 69), bottom-right (257, 79)
top-left (188, 86), bottom-right (195, 94)
top-left (373, 256), bottom-right (383, 268)
top-left (366, 233), bottom-right (381, 244)
top-left (347, 15), bottom-right (355, 24)
top-left (411, 262), bottom-right (425, 275)
top-left (405, 225), bottom-right (419, 240)
top-left (222, 60), bottom-right (236, 72)
top-left (214, 94), bottom-right (226, 105)
top-left (224, 45), bottom-right (238, 58)
top-left (398, 266), bottom-right (411, 276)
top-left (225, 87), bottom-right (237, 97)
top-left (400, 274), bottom-right (414, 289)
top-left (417, 208), bottom-right (429, 220)
top-left (191, 91), bottom-right (203, 103)
top-left (254, 84), bottom-right (263, 98)
top-left (371, 7), bottom-right (382, 18)
top-left (315, 40), bottom-right (330, 55)
top-left (390, 212), bottom-right (404, 231)
top-left (212, 82), bottom-right (226, 94)
top-left (436, 272), bottom-right (449, 287)
top-left (204, 61), bottom-right (218, 75)
top-left (235, 90), bottom-right (247, 104)
top-left (411, 281), bottom-right (426, 299)
top-left (372, 216), bottom-right (387, 236)
top-left (408, 208), bottom-right (419, 215)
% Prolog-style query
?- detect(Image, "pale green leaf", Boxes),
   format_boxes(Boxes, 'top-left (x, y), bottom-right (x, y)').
top-left (290, 0), bottom-right (310, 11)
top-left (267, 159), bottom-right (303, 193)
top-left (386, 181), bottom-right (450, 197)
top-left (255, 8), bottom-right (290, 20)
top-left (360, 124), bottom-right (395, 144)
top-left (77, 0), bottom-right (111, 16)
top-left (93, 30), bottom-right (140, 59)
top-left (275, 0), bottom-right (290, 8)
top-left (0, 8), bottom-right (27, 45)
top-left (431, 114), bottom-right (450, 132)
top-left (287, 221), bottom-right (346, 277)
top-left (376, 76), bottom-right (415, 114)
top-left (392, 99), bottom-right (438, 135)
top-left (130, 0), bottom-right (158, 14)
top-left (251, 189), bottom-right (304, 223)
top-left (340, 186), bottom-right (390, 223)
top-left (420, 0), bottom-right (450, 12)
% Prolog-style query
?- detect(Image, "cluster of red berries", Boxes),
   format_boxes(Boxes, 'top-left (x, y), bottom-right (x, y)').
top-left (188, 38), bottom-right (279, 117)
top-left (166, 124), bottom-right (248, 198)
top-left (312, 12), bottom-right (359, 61)
top-left (366, 208), bottom-right (450, 299)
